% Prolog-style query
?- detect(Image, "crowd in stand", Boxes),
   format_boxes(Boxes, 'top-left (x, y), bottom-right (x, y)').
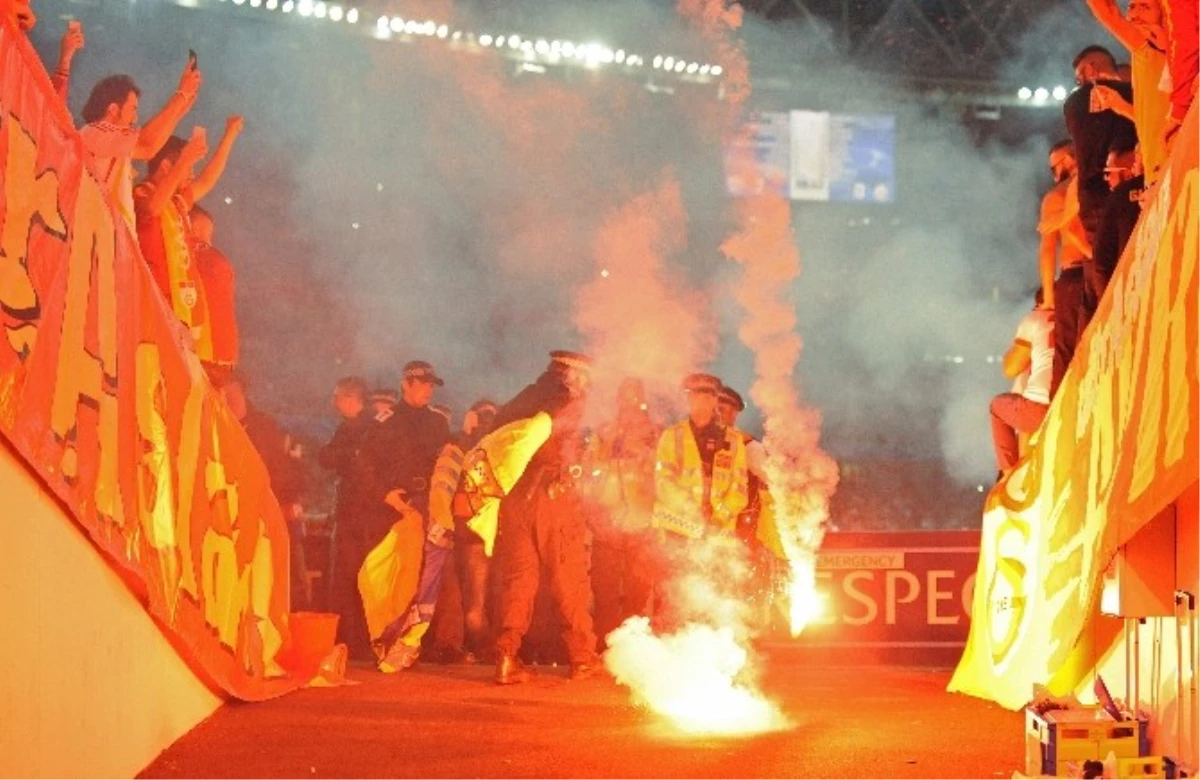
top-left (6, 1), bottom-right (244, 386)
top-left (989, 0), bottom-right (1196, 478)
top-left (6, 0), bottom-right (323, 603)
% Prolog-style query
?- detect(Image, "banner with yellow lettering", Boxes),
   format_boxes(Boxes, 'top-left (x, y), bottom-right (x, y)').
top-left (0, 20), bottom-right (298, 700)
top-left (950, 106), bottom-right (1199, 708)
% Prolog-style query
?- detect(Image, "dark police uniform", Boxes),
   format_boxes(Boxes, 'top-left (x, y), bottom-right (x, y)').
top-left (491, 358), bottom-right (598, 674)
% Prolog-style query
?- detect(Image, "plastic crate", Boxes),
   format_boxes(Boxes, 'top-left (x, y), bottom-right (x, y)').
top-left (1025, 707), bottom-right (1149, 777)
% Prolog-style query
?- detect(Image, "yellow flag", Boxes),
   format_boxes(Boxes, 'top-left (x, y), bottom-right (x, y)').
top-left (462, 412), bottom-right (552, 556)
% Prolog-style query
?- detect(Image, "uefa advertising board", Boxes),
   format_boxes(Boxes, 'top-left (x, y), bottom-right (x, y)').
top-left (799, 531), bottom-right (980, 650)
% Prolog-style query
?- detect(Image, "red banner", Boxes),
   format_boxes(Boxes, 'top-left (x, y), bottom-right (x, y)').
top-left (0, 19), bottom-right (298, 700)
top-left (799, 531), bottom-right (979, 649)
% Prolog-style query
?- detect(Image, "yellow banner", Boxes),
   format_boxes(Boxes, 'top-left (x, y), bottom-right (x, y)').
top-left (0, 19), bottom-right (299, 699)
top-left (950, 105), bottom-right (1199, 708)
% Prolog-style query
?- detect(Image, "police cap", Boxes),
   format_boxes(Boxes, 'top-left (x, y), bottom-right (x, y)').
top-left (682, 373), bottom-right (722, 394)
top-left (403, 360), bottom-right (445, 386)
top-left (718, 386), bottom-right (745, 412)
top-left (549, 350), bottom-right (593, 372)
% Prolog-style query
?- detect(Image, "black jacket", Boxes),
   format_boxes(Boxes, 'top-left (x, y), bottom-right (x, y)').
top-left (359, 402), bottom-right (450, 510)
top-left (493, 370), bottom-right (587, 478)
top-left (318, 413), bottom-right (375, 518)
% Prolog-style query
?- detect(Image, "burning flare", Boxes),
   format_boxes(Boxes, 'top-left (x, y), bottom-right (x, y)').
top-left (605, 617), bottom-right (788, 736)
top-left (786, 555), bottom-right (826, 636)
top-left (603, 538), bottom-right (787, 736)
top-left (601, 0), bottom-right (840, 738)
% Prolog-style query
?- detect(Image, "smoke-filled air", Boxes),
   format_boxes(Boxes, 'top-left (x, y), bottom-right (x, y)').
top-left (27, 0), bottom-right (1090, 737)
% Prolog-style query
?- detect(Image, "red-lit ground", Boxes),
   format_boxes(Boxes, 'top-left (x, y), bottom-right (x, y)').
top-left (140, 650), bottom-right (1022, 779)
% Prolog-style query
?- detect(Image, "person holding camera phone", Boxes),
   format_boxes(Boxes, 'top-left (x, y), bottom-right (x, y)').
top-left (79, 55), bottom-right (203, 232)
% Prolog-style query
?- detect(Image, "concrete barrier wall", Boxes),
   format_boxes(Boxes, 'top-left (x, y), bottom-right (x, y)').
top-left (0, 442), bottom-right (223, 778)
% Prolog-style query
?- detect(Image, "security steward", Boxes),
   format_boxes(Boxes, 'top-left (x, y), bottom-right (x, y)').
top-left (360, 360), bottom-right (450, 654)
top-left (489, 350), bottom-right (600, 684)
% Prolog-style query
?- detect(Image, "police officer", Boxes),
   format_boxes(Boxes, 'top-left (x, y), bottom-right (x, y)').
top-left (490, 351), bottom-right (600, 684)
top-left (718, 384), bottom-right (778, 624)
top-left (653, 374), bottom-right (749, 540)
top-left (651, 374), bottom-right (750, 631)
top-left (368, 387), bottom-right (398, 419)
top-left (716, 385), bottom-right (759, 544)
top-left (364, 361), bottom-right (450, 512)
top-left (361, 360), bottom-right (450, 660)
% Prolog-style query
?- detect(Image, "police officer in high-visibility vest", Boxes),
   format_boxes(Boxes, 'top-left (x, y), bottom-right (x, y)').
top-left (717, 384), bottom-right (778, 625)
top-left (652, 373), bottom-right (750, 542)
top-left (716, 385), bottom-right (759, 544)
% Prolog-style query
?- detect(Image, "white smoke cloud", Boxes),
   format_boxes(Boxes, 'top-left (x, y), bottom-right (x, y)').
top-left (603, 536), bottom-right (788, 735)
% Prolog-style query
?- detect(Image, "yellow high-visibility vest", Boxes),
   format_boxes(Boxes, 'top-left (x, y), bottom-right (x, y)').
top-left (583, 420), bottom-right (658, 532)
top-left (652, 420), bottom-right (748, 539)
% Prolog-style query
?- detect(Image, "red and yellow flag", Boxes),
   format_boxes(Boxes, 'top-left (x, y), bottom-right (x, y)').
top-left (0, 19), bottom-right (299, 700)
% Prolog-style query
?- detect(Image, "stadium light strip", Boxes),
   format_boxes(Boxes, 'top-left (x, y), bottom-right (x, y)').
top-left (208, 0), bottom-right (724, 82)
top-left (1016, 85), bottom-right (1071, 103)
